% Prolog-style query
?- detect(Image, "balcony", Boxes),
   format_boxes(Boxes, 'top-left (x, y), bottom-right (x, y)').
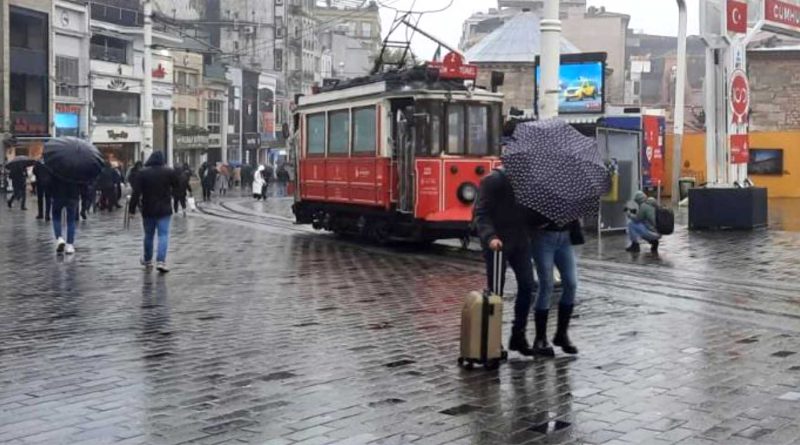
top-left (90, 44), bottom-right (127, 64)
top-left (94, 115), bottom-right (140, 124)
top-left (10, 47), bottom-right (48, 75)
top-left (90, 1), bottom-right (143, 27)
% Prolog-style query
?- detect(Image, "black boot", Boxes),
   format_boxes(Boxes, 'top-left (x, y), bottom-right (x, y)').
top-left (650, 239), bottom-right (660, 253)
top-left (553, 305), bottom-right (578, 355)
top-left (625, 243), bottom-right (640, 253)
top-left (508, 328), bottom-right (534, 356)
top-left (532, 311), bottom-right (555, 357)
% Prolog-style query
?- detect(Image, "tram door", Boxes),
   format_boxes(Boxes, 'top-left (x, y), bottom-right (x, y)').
top-left (395, 106), bottom-right (415, 213)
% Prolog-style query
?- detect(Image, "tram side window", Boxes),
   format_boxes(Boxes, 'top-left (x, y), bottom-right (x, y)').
top-left (328, 110), bottom-right (350, 155)
top-left (446, 104), bottom-right (465, 155)
top-left (352, 107), bottom-right (376, 154)
top-left (467, 105), bottom-right (489, 156)
top-left (307, 113), bottom-right (326, 155)
top-left (414, 101), bottom-right (442, 156)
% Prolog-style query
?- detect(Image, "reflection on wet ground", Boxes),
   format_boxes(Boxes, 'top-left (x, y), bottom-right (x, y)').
top-left (2, 198), bottom-right (800, 444)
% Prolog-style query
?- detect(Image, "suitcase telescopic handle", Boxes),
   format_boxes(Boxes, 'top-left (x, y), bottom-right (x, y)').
top-left (492, 250), bottom-right (503, 297)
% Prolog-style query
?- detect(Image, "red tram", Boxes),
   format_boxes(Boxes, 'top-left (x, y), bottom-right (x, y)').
top-left (292, 63), bottom-right (504, 243)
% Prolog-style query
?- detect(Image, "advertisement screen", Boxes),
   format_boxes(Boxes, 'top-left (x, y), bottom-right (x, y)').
top-left (54, 112), bottom-right (79, 137)
top-left (749, 148), bottom-right (784, 175)
top-left (535, 60), bottom-right (605, 115)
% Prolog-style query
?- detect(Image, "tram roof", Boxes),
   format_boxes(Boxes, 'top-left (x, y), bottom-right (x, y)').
top-left (297, 66), bottom-right (502, 108)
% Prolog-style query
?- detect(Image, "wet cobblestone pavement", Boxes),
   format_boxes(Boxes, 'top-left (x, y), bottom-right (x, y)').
top-left (3, 196), bottom-right (800, 445)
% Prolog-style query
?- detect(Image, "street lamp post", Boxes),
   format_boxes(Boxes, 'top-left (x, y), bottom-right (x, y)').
top-left (142, 0), bottom-right (155, 163)
top-left (539, 0), bottom-right (562, 119)
top-left (672, 0), bottom-right (688, 205)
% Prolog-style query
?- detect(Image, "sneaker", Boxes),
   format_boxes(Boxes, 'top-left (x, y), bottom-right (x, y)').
top-left (64, 244), bottom-right (75, 255)
top-left (140, 257), bottom-right (153, 269)
top-left (156, 262), bottom-right (170, 273)
top-left (56, 237), bottom-right (66, 253)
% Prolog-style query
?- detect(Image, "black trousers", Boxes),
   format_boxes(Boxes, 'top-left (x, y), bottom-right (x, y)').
top-left (8, 182), bottom-right (26, 208)
top-left (202, 186), bottom-right (212, 201)
top-left (173, 196), bottom-right (187, 213)
top-left (37, 184), bottom-right (52, 218)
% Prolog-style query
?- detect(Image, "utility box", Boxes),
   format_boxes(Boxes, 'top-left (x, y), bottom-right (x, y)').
top-left (688, 187), bottom-right (768, 230)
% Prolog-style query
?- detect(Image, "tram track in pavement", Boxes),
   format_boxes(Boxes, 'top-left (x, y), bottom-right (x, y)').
top-left (195, 199), bottom-right (800, 331)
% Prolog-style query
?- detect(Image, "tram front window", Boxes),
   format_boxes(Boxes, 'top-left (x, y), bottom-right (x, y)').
top-left (414, 101), bottom-right (442, 156)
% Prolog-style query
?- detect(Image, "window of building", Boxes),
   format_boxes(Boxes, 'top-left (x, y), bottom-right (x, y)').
top-left (328, 110), bottom-right (350, 155)
top-left (177, 71), bottom-right (186, 86)
top-left (274, 49), bottom-right (283, 70)
top-left (188, 109), bottom-right (199, 126)
top-left (56, 56), bottom-right (80, 98)
top-left (90, 34), bottom-right (128, 64)
top-left (446, 104), bottom-right (465, 154)
top-left (177, 108), bottom-right (187, 125)
top-left (187, 73), bottom-right (198, 87)
top-left (207, 100), bottom-right (222, 134)
top-left (467, 105), bottom-right (489, 155)
top-left (307, 113), bottom-right (326, 155)
top-left (361, 22), bottom-right (372, 38)
top-left (352, 107), bottom-right (376, 154)
top-left (92, 90), bottom-right (140, 123)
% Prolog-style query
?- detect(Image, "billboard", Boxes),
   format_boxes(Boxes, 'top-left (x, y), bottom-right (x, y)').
top-left (642, 114), bottom-right (666, 188)
top-left (259, 88), bottom-right (275, 141)
top-left (535, 52), bottom-right (607, 115)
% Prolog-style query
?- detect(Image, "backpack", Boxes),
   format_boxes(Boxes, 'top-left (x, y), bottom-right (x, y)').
top-left (655, 205), bottom-right (675, 235)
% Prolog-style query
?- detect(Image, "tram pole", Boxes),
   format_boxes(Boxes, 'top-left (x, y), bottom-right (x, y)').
top-left (539, 0), bottom-right (562, 119)
top-left (672, 0), bottom-right (687, 205)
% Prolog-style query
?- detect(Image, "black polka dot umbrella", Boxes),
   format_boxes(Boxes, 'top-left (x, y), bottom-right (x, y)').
top-left (501, 119), bottom-right (610, 225)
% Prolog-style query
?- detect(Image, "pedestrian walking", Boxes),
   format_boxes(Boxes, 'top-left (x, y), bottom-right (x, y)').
top-left (233, 166), bottom-right (242, 189)
top-left (113, 164), bottom-right (124, 209)
top-left (215, 165), bottom-right (229, 197)
top-left (50, 175), bottom-right (81, 254)
top-left (276, 165), bottom-right (290, 197)
top-left (173, 165), bottom-right (192, 216)
top-left (96, 165), bottom-right (117, 211)
top-left (200, 162), bottom-right (217, 202)
top-left (625, 190), bottom-right (661, 253)
top-left (6, 163), bottom-right (28, 210)
top-left (127, 161), bottom-right (143, 189)
top-left (79, 183), bottom-right (95, 220)
top-left (501, 119), bottom-right (611, 357)
top-left (33, 161), bottom-right (52, 220)
top-left (252, 165), bottom-right (266, 200)
top-left (474, 168), bottom-right (538, 357)
top-left (129, 151), bottom-right (178, 273)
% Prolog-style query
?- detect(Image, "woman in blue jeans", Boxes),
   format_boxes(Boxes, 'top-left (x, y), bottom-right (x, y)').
top-left (129, 151), bottom-right (178, 273)
top-left (530, 221), bottom-right (581, 356)
top-left (50, 176), bottom-right (82, 254)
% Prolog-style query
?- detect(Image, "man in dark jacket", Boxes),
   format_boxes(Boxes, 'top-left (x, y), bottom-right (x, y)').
top-left (201, 163), bottom-right (217, 202)
top-left (172, 164), bottom-right (192, 216)
top-left (474, 168), bottom-right (539, 356)
top-left (6, 165), bottom-right (27, 210)
top-left (33, 161), bottom-right (52, 220)
top-left (129, 151), bottom-right (178, 273)
top-left (96, 165), bottom-right (116, 211)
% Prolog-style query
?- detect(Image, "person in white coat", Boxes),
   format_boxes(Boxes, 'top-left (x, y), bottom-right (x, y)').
top-left (252, 165), bottom-right (266, 200)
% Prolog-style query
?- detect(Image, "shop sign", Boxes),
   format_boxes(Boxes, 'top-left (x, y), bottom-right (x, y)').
top-left (56, 103), bottom-right (82, 114)
top-left (107, 130), bottom-right (129, 140)
top-left (175, 134), bottom-right (209, 149)
top-left (429, 52), bottom-right (478, 80)
top-left (244, 133), bottom-right (261, 150)
top-left (11, 113), bottom-right (48, 136)
top-left (764, 0), bottom-right (800, 36)
top-left (152, 63), bottom-right (168, 79)
top-left (208, 134), bottom-right (222, 146)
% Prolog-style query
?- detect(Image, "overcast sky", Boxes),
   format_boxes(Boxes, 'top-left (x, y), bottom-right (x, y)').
top-left (379, 0), bottom-right (703, 60)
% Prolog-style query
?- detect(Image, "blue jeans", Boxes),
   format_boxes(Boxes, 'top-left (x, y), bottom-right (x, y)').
top-left (627, 221), bottom-right (660, 244)
top-left (142, 216), bottom-right (171, 263)
top-left (531, 231), bottom-right (578, 311)
top-left (483, 243), bottom-right (536, 332)
top-left (52, 198), bottom-right (78, 244)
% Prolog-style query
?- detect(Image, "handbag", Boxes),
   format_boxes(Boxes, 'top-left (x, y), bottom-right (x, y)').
top-left (187, 197), bottom-right (197, 211)
top-left (569, 221), bottom-right (585, 246)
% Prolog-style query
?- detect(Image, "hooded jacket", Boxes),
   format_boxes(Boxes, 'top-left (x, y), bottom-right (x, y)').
top-left (129, 151), bottom-right (178, 218)
top-left (252, 165), bottom-right (266, 195)
top-left (631, 191), bottom-right (658, 233)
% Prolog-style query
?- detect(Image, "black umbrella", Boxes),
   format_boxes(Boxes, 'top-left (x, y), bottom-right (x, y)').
top-left (5, 156), bottom-right (37, 170)
top-left (501, 119), bottom-right (610, 225)
top-left (43, 137), bottom-right (105, 184)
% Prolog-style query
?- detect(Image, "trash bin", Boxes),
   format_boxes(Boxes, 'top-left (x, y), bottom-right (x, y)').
top-left (679, 177), bottom-right (696, 201)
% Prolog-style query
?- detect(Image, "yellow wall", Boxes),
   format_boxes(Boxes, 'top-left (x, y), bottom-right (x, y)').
top-left (664, 131), bottom-right (800, 198)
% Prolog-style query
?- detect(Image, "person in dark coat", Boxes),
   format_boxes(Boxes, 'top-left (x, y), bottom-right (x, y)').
top-left (50, 174), bottom-right (82, 254)
top-left (112, 166), bottom-right (124, 208)
top-left (129, 151), bottom-right (178, 273)
top-left (6, 165), bottom-right (27, 210)
top-left (79, 182), bottom-right (95, 220)
top-left (201, 163), bottom-right (217, 202)
top-left (474, 168), bottom-right (539, 357)
top-left (33, 161), bottom-right (52, 220)
top-left (96, 165), bottom-right (116, 211)
top-left (127, 161), bottom-right (143, 189)
top-left (172, 164), bottom-right (192, 215)
top-left (276, 165), bottom-right (290, 197)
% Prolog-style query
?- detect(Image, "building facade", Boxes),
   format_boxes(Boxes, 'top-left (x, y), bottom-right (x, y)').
top-left (315, 0), bottom-right (381, 80)
top-left (172, 51), bottom-right (207, 170)
top-left (53, 0), bottom-right (90, 140)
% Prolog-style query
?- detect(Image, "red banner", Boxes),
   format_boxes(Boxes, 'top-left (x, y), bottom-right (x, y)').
top-left (429, 52), bottom-right (478, 80)
top-left (731, 134), bottom-right (750, 164)
top-left (728, 0), bottom-right (748, 34)
top-left (765, 0), bottom-right (800, 33)
top-left (642, 115), bottom-right (665, 186)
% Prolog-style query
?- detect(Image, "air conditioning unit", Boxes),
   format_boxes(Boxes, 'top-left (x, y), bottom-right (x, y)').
top-left (242, 25), bottom-right (256, 34)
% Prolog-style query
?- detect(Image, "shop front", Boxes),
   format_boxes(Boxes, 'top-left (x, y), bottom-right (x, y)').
top-left (174, 133), bottom-right (209, 171)
top-left (92, 125), bottom-right (141, 172)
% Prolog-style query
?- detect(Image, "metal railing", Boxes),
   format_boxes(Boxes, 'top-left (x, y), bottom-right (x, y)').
top-left (90, 44), bottom-right (127, 64)
top-left (90, 2), bottom-right (143, 27)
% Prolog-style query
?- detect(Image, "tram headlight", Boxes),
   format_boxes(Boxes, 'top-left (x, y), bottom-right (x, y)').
top-left (457, 182), bottom-right (478, 204)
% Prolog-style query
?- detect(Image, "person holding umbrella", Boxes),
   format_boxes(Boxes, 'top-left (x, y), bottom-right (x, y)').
top-left (502, 119), bottom-right (611, 357)
top-left (43, 137), bottom-right (105, 254)
top-left (128, 151), bottom-right (178, 273)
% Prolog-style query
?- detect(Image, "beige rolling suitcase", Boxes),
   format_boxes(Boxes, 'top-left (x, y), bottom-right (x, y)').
top-left (458, 251), bottom-right (508, 370)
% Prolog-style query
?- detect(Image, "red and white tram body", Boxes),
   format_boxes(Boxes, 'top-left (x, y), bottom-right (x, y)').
top-left (293, 67), bottom-right (504, 243)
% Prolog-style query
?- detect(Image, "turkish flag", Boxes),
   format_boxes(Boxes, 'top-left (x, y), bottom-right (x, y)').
top-left (727, 0), bottom-right (748, 34)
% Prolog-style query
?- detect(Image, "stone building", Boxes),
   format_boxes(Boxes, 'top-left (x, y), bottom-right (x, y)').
top-left (749, 46), bottom-right (800, 132)
top-left (315, 0), bottom-right (381, 79)
top-left (465, 12), bottom-right (579, 116)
